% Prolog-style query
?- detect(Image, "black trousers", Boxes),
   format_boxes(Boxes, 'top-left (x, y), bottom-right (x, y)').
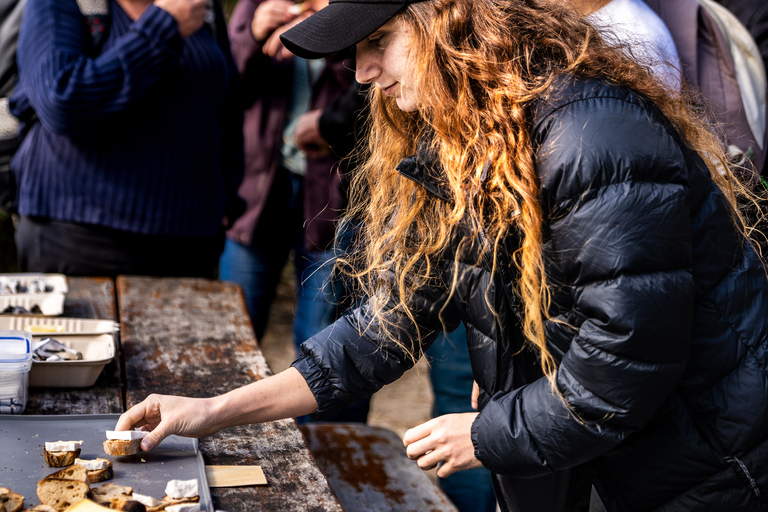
top-left (16, 216), bottom-right (224, 278)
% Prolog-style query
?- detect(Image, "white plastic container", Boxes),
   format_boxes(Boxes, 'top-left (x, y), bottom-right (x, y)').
top-left (0, 273), bottom-right (68, 316)
top-left (0, 330), bottom-right (33, 414)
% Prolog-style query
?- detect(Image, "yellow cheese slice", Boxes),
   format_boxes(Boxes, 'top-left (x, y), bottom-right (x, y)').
top-left (65, 499), bottom-right (113, 512)
top-left (25, 325), bottom-right (64, 333)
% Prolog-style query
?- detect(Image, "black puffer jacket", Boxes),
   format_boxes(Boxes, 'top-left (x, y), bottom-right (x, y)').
top-left (293, 76), bottom-right (768, 511)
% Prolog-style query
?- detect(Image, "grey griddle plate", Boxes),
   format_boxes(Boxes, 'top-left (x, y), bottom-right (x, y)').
top-left (0, 414), bottom-right (213, 511)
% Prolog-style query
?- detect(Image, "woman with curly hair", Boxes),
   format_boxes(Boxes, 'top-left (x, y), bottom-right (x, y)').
top-left (115, 1), bottom-right (768, 510)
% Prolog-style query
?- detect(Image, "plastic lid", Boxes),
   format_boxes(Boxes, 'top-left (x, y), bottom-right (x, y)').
top-left (0, 330), bottom-right (33, 363)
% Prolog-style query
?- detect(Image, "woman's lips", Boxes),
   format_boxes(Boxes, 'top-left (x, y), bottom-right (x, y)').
top-left (381, 83), bottom-right (397, 96)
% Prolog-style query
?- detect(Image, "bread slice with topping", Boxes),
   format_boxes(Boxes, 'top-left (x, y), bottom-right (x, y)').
top-left (74, 458), bottom-right (113, 483)
top-left (102, 439), bottom-right (141, 457)
top-left (44, 441), bottom-right (84, 468)
top-left (0, 487), bottom-right (24, 512)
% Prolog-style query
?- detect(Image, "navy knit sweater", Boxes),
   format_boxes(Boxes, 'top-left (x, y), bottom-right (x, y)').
top-left (10, 0), bottom-right (244, 236)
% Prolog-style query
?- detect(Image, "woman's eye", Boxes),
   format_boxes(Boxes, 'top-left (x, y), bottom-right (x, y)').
top-left (368, 36), bottom-right (384, 49)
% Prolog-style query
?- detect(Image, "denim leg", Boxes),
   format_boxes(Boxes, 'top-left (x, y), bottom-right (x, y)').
top-left (427, 324), bottom-right (498, 512)
top-left (292, 221), bottom-right (370, 423)
top-left (292, 247), bottom-right (338, 346)
top-left (219, 237), bottom-right (292, 341)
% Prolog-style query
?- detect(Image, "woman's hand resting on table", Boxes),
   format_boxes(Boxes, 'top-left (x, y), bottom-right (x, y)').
top-left (403, 412), bottom-right (483, 478)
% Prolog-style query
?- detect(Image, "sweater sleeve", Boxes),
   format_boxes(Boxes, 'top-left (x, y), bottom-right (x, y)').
top-left (473, 94), bottom-right (695, 476)
top-left (227, 0), bottom-right (283, 107)
top-left (14, 0), bottom-right (183, 135)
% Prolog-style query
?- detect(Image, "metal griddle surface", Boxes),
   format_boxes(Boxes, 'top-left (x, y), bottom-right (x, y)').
top-left (0, 414), bottom-right (213, 510)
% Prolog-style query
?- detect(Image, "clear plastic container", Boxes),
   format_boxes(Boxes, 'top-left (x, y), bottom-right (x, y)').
top-left (0, 330), bottom-right (33, 414)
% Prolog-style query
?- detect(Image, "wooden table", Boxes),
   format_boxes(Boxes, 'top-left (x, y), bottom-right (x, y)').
top-left (21, 276), bottom-right (343, 512)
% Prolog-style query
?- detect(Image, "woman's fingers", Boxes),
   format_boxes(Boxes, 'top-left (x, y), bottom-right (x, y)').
top-left (403, 413), bottom-right (482, 477)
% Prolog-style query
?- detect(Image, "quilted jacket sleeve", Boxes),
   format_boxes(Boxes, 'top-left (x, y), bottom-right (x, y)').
top-left (292, 274), bottom-right (463, 419)
top-left (473, 85), bottom-right (696, 476)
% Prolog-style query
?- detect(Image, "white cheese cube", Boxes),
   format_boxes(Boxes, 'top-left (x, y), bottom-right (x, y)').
top-left (44, 440), bottom-right (83, 452)
top-left (74, 458), bottom-right (109, 471)
top-left (164, 478), bottom-right (199, 499)
top-left (165, 504), bottom-right (201, 512)
top-left (105, 429), bottom-right (148, 441)
top-left (131, 493), bottom-right (165, 507)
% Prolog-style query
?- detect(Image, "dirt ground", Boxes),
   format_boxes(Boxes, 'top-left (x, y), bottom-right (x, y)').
top-left (257, 267), bottom-right (435, 440)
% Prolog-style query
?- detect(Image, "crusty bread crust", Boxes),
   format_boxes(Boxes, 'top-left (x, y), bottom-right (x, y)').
top-left (0, 487), bottom-right (24, 512)
top-left (44, 449), bottom-right (81, 468)
top-left (161, 497), bottom-right (199, 506)
top-left (89, 484), bottom-right (132, 507)
top-left (79, 460), bottom-right (113, 484)
top-left (110, 498), bottom-right (148, 512)
top-left (42, 465), bottom-right (89, 484)
top-left (103, 439), bottom-right (142, 457)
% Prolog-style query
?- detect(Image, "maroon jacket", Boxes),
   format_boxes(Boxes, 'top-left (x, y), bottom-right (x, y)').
top-left (646, 0), bottom-right (767, 177)
top-left (226, 0), bottom-right (357, 250)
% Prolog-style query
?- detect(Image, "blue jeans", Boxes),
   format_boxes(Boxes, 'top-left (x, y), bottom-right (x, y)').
top-left (427, 323), bottom-right (498, 512)
top-left (219, 171), bottom-right (336, 344)
top-left (219, 237), bottom-right (337, 345)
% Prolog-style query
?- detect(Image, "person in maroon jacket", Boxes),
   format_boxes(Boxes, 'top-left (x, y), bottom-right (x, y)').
top-left (219, 0), bottom-right (369, 421)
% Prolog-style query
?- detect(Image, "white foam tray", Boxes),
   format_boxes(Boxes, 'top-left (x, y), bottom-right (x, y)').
top-left (0, 315), bottom-right (118, 335)
top-left (0, 273), bottom-right (68, 316)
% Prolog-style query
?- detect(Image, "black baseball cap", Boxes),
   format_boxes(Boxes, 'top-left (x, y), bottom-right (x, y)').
top-left (280, 0), bottom-right (426, 59)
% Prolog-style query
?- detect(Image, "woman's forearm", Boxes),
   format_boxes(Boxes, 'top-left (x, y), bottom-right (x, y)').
top-left (116, 367), bottom-right (318, 451)
top-left (211, 367), bottom-right (319, 429)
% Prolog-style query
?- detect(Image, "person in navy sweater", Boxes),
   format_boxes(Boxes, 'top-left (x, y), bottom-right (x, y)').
top-left (9, 0), bottom-right (244, 277)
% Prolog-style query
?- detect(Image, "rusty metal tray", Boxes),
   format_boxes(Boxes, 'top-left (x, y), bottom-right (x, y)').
top-left (0, 414), bottom-right (213, 510)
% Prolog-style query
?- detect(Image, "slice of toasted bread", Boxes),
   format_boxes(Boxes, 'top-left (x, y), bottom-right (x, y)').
top-left (0, 487), bottom-right (24, 512)
top-left (36, 479), bottom-right (89, 511)
top-left (74, 459), bottom-right (113, 484)
top-left (44, 448), bottom-right (81, 468)
top-left (43, 465), bottom-right (89, 484)
top-left (109, 499), bottom-right (147, 512)
top-left (161, 497), bottom-right (198, 506)
top-left (21, 505), bottom-right (58, 512)
top-left (103, 439), bottom-right (142, 457)
top-left (88, 484), bottom-right (132, 507)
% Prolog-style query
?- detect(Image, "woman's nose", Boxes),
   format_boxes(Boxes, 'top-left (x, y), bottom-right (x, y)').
top-left (354, 51), bottom-right (377, 84)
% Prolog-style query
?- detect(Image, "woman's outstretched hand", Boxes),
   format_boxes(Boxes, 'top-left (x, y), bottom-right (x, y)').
top-left (115, 394), bottom-right (224, 452)
top-left (403, 412), bottom-right (483, 478)
top-left (114, 368), bottom-right (319, 452)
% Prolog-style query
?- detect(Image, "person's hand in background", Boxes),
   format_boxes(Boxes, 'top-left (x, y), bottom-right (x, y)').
top-left (251, 0), bottom-right (293, 42)
top-left (294, 109), bottom-right (330, 158)
top-left (155, 0), bottom-right (207, 37)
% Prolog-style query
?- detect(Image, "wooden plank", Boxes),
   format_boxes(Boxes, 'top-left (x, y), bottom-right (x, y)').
top-left (25, 277), bottom-right (122, 415)
top-left (301, 423), bottom-right (460, 512)
top-left (116, 276), bottom-right (343, 512)
top-left (205, 465), bottom-right (267, 487)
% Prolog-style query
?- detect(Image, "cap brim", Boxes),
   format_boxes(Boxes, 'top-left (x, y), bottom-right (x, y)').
top-left (280, 3), bottom-right (406, 59)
